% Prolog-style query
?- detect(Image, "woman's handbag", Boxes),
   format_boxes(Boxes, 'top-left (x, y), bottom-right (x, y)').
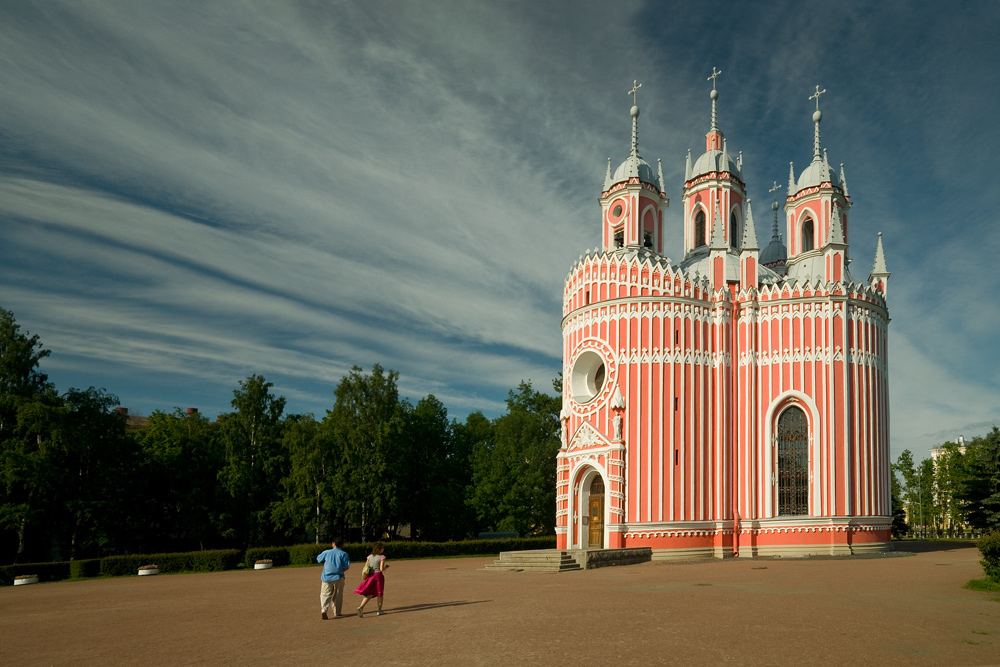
top-left (361, 560), bottom-right (371, 579)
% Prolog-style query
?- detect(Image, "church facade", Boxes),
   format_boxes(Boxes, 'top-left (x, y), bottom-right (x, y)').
top-left (555, 77), bottom-right (892, 558)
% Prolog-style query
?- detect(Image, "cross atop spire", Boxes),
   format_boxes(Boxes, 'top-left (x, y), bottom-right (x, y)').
top-left (769, 181), bottom-right (782, 195)
top-left (628, 80), bottom-right (642, 106)
top-left (809, 85), bottom-right (827, 111)
top-left (708, 67), bottom-right (722, 90)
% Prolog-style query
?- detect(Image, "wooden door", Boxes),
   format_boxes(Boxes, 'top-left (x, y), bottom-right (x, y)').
top-left (588, 477), bottom-right (604, 548)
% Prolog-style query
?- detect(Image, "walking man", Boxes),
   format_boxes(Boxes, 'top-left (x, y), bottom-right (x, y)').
top-left (317, 537), bottom-right (350, 620)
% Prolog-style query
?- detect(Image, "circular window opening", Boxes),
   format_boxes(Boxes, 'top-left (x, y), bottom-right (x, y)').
top-left (571, 351), bottom-right (607, 404)
top-left (612, 204), bottom-right (623, 217)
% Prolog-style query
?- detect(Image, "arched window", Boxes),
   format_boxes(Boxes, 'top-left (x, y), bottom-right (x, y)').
top-left (613, 228), bottom-right (624, 248)
top-left (801, 217), bottom-right (814, 252)
top-left (694, 210), bottom-right (706, 248)
top-left (643, 230), bottom-right (653, 249)
top-left (730, 211), bottom-right (739, 248)
top-left (777, 406), bottom-right (809, 515)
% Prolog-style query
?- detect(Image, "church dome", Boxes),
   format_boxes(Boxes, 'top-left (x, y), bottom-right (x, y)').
top-left (691, 149), bottom-right (743, 181)
top-left (796, 156), bottom-right (842, 191)
top-left (678, 247), bottom-right (781, 284)
top-left (612, 154), bottom-right (658, 186)
top-left (759, 236), bottom-right (787, 265)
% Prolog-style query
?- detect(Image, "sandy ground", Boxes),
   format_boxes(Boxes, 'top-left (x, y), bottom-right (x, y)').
top-left (1, 541), bottom-right (998, 666)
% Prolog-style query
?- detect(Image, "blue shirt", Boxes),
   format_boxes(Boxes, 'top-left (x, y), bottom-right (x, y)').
top-left (316, 547), bottom-right (350, 582)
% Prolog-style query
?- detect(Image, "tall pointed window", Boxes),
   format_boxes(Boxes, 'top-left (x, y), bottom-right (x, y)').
top-left (614, 228), bottom-right (624, 248)
top-left (777, 406), bottom-right (809, 515)
top-left (801, 217), bottom-right (814, 252)
top-left (730, 211), bottom-right (739, 249)
top-left (694, 210), bottom-right (706, 248)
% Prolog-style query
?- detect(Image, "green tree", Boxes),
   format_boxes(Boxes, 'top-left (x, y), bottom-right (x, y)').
top-left (57, 387), bottom-right (143, 559)
top-left (468, 379), bottom-right (561, 535)
top-left (272, 413), bottom-right (339, 543)
top-left (0, 309), bottom-right (62, 563)
top-left (133, 408), bottom-right (224, 551)
top-left (889, 463), bottom-right (909, 539)
top-left (957, 427), bottom-right (1000, 532)
top-left (401, 394), bottom-right (456, 541)
top-left (218, 375), bottom-right (287, 549)
top-left (323, 364), bottom-right (406, 541)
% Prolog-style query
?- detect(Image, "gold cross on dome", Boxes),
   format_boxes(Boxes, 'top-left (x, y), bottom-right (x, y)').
top-left (628, 80), bottom-right (642, 105)
top-left (708, 67), bottom-right (722, 90)
top-left (809, 85), bottom-right (827, 110)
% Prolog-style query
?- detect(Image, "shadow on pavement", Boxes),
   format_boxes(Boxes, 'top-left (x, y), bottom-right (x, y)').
top-left (892, 540), bottom-right (978, 553)
top-left (383, 600), bottom-right (491, 615)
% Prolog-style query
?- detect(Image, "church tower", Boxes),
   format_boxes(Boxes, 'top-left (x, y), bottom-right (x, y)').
top-left (784, 86), bottom-right (852, 284)
top-left (599, 81), bottom-right (670, 252)
top-left (681, 69), bottom-right (747, 272)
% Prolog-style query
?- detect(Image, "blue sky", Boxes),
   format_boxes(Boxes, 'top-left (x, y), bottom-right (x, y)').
top-left (1, 1), bottom-right (998, 461)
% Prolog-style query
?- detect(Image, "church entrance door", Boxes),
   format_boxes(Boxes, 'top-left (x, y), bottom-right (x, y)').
top-left (588, 476), bottom-right (605, 548)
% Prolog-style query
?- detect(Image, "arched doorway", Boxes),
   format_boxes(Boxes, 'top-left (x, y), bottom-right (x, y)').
top-left (588, 476), bottom-right (605, 548)
top-left (777, 406), bottom-right (809, 515)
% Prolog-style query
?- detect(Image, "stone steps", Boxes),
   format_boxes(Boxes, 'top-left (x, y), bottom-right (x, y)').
top-left (483, 549), bottom-right (582, 572)
top-left (484, 547), bottom-right (652, 572)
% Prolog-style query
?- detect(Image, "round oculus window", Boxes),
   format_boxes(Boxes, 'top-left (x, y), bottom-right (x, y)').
top-left (612, 204), bottom-right (623, 217)
top-left (570, 350), bottom-right (607, 404)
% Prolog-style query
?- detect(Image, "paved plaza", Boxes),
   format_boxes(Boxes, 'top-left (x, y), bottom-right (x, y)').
top-left (1, 541), bottom-right (998, 666)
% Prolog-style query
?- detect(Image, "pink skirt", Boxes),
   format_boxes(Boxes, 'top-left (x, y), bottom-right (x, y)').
top-left (354, 571), bottom-right (384, 597)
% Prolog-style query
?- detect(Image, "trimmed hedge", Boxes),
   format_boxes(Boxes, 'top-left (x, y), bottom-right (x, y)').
top-left (100, 549), bottom-right (242, 577)
top-left (296, 536), bottom-right (556, 566)
top-left (70, 559), bottom-right (101, 579)
top-left (0, 560), bottom-right (71, 586)
top-left (245, 547), bottom-right (291, 567)
top-left (978, 532), bottom-right (1000, 583)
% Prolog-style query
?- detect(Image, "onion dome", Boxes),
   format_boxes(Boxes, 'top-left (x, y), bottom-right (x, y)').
top-left (691, 140), bottom-right (744, 181)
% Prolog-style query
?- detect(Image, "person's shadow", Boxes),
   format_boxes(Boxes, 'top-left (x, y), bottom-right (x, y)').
top-left (380, 600), bottom-right (490, 615)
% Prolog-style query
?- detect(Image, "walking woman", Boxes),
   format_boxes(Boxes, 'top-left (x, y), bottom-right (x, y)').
top-left (354, 541), bottom-right (388, 617)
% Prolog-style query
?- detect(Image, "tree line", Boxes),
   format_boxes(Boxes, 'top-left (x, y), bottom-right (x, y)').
top-left (0, 308), bottom-right (562, 564)
top-left (892, 429), bottom-right (1000, 538)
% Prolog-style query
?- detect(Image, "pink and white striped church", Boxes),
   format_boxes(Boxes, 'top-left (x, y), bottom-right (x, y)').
top-left (556, 75), bottom-right (892, 558)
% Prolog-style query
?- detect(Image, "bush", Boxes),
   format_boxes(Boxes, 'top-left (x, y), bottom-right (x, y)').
top-left (245, 547), bottom-right (290, 567)
top-left (289, 543), bottom-right (328, 565)
top-left (70, 559), bottom-right (101, 579)
top-left (101, 549), bottom-right (242, 576)
top-left (978, 532), bottom-right (1000, 583)
top-left (0, 561), bottom-right (72, 586)
top-left (291, 536), bottom-right (556, 568)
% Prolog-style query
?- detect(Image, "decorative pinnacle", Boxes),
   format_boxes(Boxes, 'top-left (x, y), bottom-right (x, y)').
top-left (809, 85), bottom-right (826, 161)
top-left (708, 67), bottom-right (722, 132)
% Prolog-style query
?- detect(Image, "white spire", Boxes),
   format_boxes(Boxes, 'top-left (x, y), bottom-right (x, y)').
top-left (685, 149), bottom-right (693, 181)
top-left (840, 163), bottom-right (849, 197)
top-left (809, 85), bottom-right (826, 162)
top-left (708, 67), bottom-right (722, 132)
top-left (710, 198), bottom-right (727, 250)
top-left (871, 232), bottom-right (889, 276)
top-left (788, 161), bottom-right (796, 193)
top-left (628, 80), bottom-right (642, 176)
top-left (657, 158), bottom-right (665, 193)
top-left (741, 201), bottom-right (759, 251)
top-left (826, 204), bottom-right (846, 246)
top-left (721, 139), bottom-right (729, 174)
top-left (604, 157), bottom-right (613, 190)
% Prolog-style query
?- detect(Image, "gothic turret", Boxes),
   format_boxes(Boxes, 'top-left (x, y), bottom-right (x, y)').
top-left (599, 81), bottom-right (669, 253)
top-left (681, 68), bottom-right (747, 261)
